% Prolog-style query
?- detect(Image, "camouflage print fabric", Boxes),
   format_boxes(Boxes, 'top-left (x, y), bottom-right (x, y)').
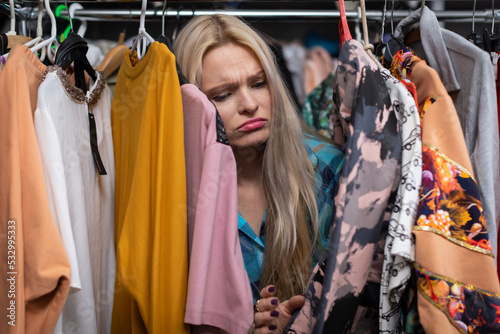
top-left (285, 39), bottom-right (402, 334)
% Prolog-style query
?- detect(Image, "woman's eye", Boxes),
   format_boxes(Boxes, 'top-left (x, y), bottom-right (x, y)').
top-left (253, 81), bottom-right (267, 88)
top-left (213, 93), bottom-right (229, 102)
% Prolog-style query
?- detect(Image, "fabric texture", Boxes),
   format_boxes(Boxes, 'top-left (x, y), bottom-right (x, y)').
top-left (111, 42), bottom-right (189, 334)
top-left (282, 42), bottom-right (307, 105)
top-left (379, 69), bottom-right (422, 333)
top-left (34, 66), bottom-right (115, 334)
top-left (239, 134), bottom-right (344, 304)
top-left (181, 83), bottom-right (254, 334)
top-left (0, 44), bottom-right (71, 334)
top-left (302, 73), bottom-right (335, 139)
top-left (286, 39), bottom-right (402, 334)
top-left (402, 59), bottom-right (500, 333)
top-left (303, 46), bottom-right (334, 96)
top-left (394, 6), bottom-right (500, 257)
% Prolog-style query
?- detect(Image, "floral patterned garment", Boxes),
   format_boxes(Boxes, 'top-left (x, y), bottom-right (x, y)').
top-left (406, 94), bottom-right (500, 334)
top-left (286, 39), bottom-right (402, 334)
top-left (416, 145), bottom-right (492, 253)
top-left (415, 264), bottom-right (500, 333)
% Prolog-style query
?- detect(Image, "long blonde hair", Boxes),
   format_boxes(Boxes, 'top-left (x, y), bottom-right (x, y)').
top-left (174, 14), bottom-right (319, 301)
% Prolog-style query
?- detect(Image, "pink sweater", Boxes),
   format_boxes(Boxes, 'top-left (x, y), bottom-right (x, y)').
top-left (182, 84), bottom-right (253, 334)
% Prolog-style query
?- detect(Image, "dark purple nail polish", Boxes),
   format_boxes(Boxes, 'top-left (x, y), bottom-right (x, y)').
top-left (270, 310), bottom-right (279, 317)
top-left (269, 325), bottom-right (277, 331)
top-left (268, 286), bottom-right (276, 293)
top-left (271, 298), bottom-right (279, 306)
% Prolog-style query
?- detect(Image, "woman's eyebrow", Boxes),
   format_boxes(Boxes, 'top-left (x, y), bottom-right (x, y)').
top-left (204, 70), bottom-right (266, 97)
top-left (204, 83), bottom-right (236, 97)
top-left (248, 70), bottom-right (266, 81)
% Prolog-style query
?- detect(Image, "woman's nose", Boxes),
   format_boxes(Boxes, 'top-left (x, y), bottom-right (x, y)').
top-left (237, 89), bottom-right (258, 114)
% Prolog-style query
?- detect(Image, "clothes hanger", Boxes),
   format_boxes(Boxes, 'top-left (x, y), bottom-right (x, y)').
top-left (360, 0), bottom-right (383, 70)
top-left (4, 0), bottom-right (34, 50)
top-left (54, 0), bottom-right (106, 175)
top-left (2, 0), bottom-right (48, 60)
top-left (129, 0), bottom-right (155, 60)
top-left (55, 3), bottom-right (88, 42)
top-left (30, 0), bottom-right (57, 63)
top-left (156, 0), bottom-right (188, 84)
top-left (70, 3), bottom-right (87, 38)
top-left (488, 0), bottom-right (500, 52)
top-left (337, 0), bottom-right (352, 51)
top-left (97, 10), bottom-right (130, 78)
top-left (171, 7), bottom-right (183, 42)
top-left (27, 0), bottom-right (44, 48)
top-left (55, 0), bottom-right (97, 93)
top-left (467, 0), bottom-right (482, 46)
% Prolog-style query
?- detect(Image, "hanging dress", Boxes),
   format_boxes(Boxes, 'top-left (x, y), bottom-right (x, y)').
top-left (111, 42), bottom-right (189, 334)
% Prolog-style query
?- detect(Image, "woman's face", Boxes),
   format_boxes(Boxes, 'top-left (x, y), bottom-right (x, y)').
top-left (201, 43), bottom-right (271, 151)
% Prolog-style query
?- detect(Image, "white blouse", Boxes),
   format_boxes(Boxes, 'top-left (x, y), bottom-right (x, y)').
top-left (34, 66), bottom-right (115, 334)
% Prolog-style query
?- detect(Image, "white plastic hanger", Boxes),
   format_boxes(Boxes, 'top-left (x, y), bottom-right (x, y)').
top-left (69, 3), bottom-right (87, 38)
top-left (23, 0), bottom-right (44, 49)
top-left (30, 0), bottom-right (57, 63)
top-left (3, 0), bottom-right (43, 59)
top-left (129, 0), bottom-right (155, 60)
top-left (6, 0), bottom-right (16, 36)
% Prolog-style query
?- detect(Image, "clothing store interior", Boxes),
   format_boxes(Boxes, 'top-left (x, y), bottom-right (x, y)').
top-left (2, 0), bottom-right (500, 333)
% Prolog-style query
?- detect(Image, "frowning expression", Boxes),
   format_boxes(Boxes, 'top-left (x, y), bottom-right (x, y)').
top-left (201, 43), bottom-right (271, 150)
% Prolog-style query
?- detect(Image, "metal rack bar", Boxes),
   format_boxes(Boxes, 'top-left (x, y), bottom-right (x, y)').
top-left (58, 8), bottom-right (500, 22)
top-left (2, 3), bottom-right (499, 22)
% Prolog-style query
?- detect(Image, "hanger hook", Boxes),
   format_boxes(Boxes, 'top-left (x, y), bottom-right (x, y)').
top-left (63, 0), bottom-right (73, 32)
top-left (391, 0), bottom-right (395, 35)
top-left (162, 0), bottom-right (167, 37)
top-left (471, 0), bottom-right (477, 32)
top-left (172, 6), bottom-right (183, 41)
top-left (421, 0), bottom-right (425, 14)
top-left (492, 0), bottom-right (495, 34)
top-left (381, 0), bottom-right (388, 43)
top-left (7, 0), bottom-right (16, 35)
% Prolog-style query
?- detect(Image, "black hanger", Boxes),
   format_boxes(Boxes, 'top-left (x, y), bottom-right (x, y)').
top-left (156, 3), bottom-right (188, 85)
top-left (491, 27), bottom-right (500, 53)
top-left (467, 0), bottom-right (483, 47)
top-left (55, 31), bottom-right (97, 93)
top-left (381, 35), bottom-right (406, 68)
top-left (483, 27), bottom-right (492, 53)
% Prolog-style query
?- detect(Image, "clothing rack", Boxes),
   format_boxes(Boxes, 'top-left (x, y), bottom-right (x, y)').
top-left (58, 8), bottom-right (500, 22)
top-left (2, 3), bottom-right (499, 23)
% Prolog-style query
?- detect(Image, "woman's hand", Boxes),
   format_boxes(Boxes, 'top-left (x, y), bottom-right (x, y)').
top-left (254, 285), bottom-right (305, 334)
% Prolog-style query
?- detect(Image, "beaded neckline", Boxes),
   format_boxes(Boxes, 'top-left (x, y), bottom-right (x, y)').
top-left (42, 65), bottom-right (106, 106)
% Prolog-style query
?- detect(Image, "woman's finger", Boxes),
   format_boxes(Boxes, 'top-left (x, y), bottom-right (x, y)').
top-left (254, 309), bottom-right (280, 328)
top-left (254, 296), bottom-right (279, 313)
top-left (253, 322), bottom-right (279, 334)
top-left (259, 285), bottom-right (277, 299)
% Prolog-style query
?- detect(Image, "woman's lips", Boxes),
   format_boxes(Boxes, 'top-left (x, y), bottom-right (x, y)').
top-left (237, 118), bottom-right (266, 131)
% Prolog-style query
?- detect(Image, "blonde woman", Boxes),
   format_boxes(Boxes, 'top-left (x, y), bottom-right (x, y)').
top-left (174, 15), bottom-right (343, 333)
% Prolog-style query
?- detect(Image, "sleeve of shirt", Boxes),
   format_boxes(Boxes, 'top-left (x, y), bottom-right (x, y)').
top-left (305, 135), bottom-right (344, 252)
top-left (34, 104), bottom-right (81, 292)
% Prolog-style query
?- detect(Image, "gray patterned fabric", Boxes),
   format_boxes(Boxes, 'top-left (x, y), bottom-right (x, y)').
top-left (285, 39), bottom-right (402, 334)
